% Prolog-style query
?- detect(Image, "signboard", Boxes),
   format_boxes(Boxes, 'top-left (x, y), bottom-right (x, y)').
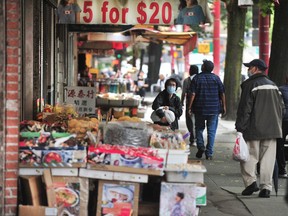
top-left (77, 0), bottom-right (179, 25)
top-left (238, 0), bottom-right (253, 6)
top-left (66, 87), bottom-right (95, 115)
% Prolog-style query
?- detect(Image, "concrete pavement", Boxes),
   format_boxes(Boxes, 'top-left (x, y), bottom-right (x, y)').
top-left (143, 93), bottom-right (288, 216)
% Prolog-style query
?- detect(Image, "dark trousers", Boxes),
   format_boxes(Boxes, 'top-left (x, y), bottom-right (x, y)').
top-left (185, 106), bottom-right (195, 143)
top-left (276, 120), bottom-right (288, 174)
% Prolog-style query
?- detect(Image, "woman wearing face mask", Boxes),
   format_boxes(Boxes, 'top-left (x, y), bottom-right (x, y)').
top-left (152, 78), bottom-right (183, 130)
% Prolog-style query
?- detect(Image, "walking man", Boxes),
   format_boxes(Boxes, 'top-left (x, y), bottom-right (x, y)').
top-left (235, 59), bottom-right (283, 198)
top-left (181, 65), bottom-right (199, 146)
top-left (188, 60), bottom-right (226, 160)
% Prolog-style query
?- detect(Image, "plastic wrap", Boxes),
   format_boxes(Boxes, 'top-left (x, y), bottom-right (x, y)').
top-left (150, 131), bottom-right (186, 150)
top-left (103, 121), bottom-right (150, 147)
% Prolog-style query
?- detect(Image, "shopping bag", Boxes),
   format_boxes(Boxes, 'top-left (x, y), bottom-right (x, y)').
top-left (150, 107), bottom-right (175, 124)
top-left (232, 132), bottom-right (249, 162)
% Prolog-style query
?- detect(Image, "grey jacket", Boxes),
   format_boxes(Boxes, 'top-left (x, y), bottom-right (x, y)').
top-left (235, 73), bottom-right (283, 141)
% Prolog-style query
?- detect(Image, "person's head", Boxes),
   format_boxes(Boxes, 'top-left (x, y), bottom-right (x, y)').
top-left (159, 74), bottom-right (165, 80)
top-left (165, 78), bottom-right (178, 94)
top-left (201, 60), bottom-right (214, 73)
top-left (189, 65), bottom-right (199, 76)
top-left (175, 192), bottom-right (184, 202)
top-left (60, 0), bottom-right (71, 7)
top-left (243, 59), bottom-right (268, 77)
top-left (138, 71), bottom-right (145, 78)
top-left (186, 0), bottom-right (198, 7)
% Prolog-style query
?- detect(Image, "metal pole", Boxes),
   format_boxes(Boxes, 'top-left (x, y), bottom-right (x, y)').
top-left (213, 0), bottom-right (221, 76)
top-left (259, 13), bottom-right (270, 74)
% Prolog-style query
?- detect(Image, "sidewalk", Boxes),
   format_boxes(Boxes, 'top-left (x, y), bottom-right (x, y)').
top-left (143, 93), bottom-right (288, 216)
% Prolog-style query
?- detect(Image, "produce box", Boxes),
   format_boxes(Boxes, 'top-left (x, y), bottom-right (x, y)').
top-left (19, 146), bottom-right (86, 168)
top-left (160, 182), bottom-right (207, 211)
top-left (157, 149), bottom-right (189, 166)
top-left (96, 180), bottom-right (140, 216)
top-left (160, 182), bottom-right (197, 215)
top-left (87, 144), bottom-right (165, 176)
top-left (164, 163), bottom-right (207, 183)
top-left (19, 205), bottom-right (58, 216)
top-left (44, 169), bottom-right (89, 216)
top-left (122, 99), bottom-right (140, 107)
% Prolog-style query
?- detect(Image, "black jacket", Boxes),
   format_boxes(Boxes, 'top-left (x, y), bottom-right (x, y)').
top-left (235, 73), bottom-right (283, 140)
top-left (152, 90), bottom-right (183, 130)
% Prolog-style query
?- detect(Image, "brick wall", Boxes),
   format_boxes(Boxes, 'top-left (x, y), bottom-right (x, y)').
top-left (5, 0), bottom-right (21, 215)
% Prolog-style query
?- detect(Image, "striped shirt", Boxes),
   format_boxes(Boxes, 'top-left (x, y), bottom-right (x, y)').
top-left (191, 72), bottom-right (225, 115)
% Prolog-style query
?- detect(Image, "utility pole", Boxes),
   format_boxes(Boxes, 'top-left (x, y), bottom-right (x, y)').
top-left (213, 0), bottom-right (221, 76)
top-left (259, 13), bottom-right (270, 73)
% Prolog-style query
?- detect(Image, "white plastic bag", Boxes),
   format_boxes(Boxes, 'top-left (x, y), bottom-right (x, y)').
top-left (150, 107), bottom-right (175, 124)
top-left (232, 132), bottom-right (249, 162)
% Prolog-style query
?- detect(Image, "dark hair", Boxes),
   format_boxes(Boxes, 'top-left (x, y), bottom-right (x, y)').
top-left (178, 0), bottom-right (198, 10)
top-left (60, 0), bottom-right (69, 6)
top-left (177, 192), bottom-right (184, 200)
top-left (165, 78), bottom-right (178, 89)
top-left (189, 65), bottom-right (199, 76)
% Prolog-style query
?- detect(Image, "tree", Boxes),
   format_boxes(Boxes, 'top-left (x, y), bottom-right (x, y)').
top-left (222, 0), bottom-right (247, 120)
top-left (268, 0), bottom-right (288, 85)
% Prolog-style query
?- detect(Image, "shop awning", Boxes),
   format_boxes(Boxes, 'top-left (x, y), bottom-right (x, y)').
top-left (122, 27), bottom-right (197, 46)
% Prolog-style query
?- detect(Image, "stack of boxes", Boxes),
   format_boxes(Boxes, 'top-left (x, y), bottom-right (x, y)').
top-left (161, 159), bottom-right (207, 215)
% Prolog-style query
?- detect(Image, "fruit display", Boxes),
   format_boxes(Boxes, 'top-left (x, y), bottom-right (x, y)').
top-left (68, 117), bottom-right (99, 140)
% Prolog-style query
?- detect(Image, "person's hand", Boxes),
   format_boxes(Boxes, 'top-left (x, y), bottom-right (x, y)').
top-left (163, 106), bottom-right (169, 110)
top-left (188, 108), bottom-right (193, 116)
top-left (161, 117), bottom-right (168, 123)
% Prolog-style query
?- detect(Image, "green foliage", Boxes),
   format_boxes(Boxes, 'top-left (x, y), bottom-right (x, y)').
top-left (253, 0), bottom-right (274, 16)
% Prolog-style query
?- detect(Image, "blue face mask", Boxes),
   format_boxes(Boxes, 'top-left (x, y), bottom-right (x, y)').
top-left (167, 86), bottom-right (176, 94)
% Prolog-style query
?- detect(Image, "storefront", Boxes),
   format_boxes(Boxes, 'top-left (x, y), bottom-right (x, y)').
top-left (0, 0), bottom-right (205, 215)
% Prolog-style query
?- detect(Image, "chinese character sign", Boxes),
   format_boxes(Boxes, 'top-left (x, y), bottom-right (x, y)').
top-left (77, 0), bottom-right (179, 25)
top-left (66, 87), bottom-right (95, 115)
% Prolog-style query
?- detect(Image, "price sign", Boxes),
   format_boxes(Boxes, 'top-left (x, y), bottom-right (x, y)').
top-left (78, 0), bottom-right (179, 25)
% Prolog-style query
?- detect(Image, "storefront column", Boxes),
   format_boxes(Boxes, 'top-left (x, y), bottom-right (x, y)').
top-left (2, 0), bottom-right (22, 215)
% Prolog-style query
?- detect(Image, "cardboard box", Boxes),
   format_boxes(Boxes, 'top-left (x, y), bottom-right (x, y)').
top-left (19, 176), bottom-right (46, 206)
top-left (19, 146), bottom-right (87, 168)
top-left (160, 182), bottom-right (197, 216)
top-left (87, 145), bottom-right (165, 173)
top-left (96, 180), bottom-right (140, 216)
top-left (164, 164), bottom-right (207, 183)
top-left (52, 176), bottom-right (89, 216)
top-left (157, 149), bottom-right (190, 165)
top-left (160, 182), bottom-right (207, 207)
top-left (19, 205), bottom-right (58, 216)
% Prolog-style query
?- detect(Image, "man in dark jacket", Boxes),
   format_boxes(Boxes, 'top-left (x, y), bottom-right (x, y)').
top-left (235, 59), bottom-right (284, 198)
top-left (181, 65), bottom-right (199, 146)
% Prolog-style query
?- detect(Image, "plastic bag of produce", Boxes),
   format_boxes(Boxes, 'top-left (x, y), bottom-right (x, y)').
top-left (103, 121), bottom-right (149, 147)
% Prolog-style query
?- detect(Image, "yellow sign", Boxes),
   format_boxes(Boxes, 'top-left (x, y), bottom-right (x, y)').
top-left (198, 43), bottom-right (210, 54)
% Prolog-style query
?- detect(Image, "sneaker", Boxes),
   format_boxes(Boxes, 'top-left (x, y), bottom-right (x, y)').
top-left (196, 149), bottom-right (204, 159)
top-left (259, 189), bottom-right (270, 198)
top-left (189, 142), bottom-right (197, 147)
top-left (279, 173), bottom-right (288, 178)
top-left (241, 182), bottom-right (259, 196)
top-left (206, 155), bottom-right (213, 160)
